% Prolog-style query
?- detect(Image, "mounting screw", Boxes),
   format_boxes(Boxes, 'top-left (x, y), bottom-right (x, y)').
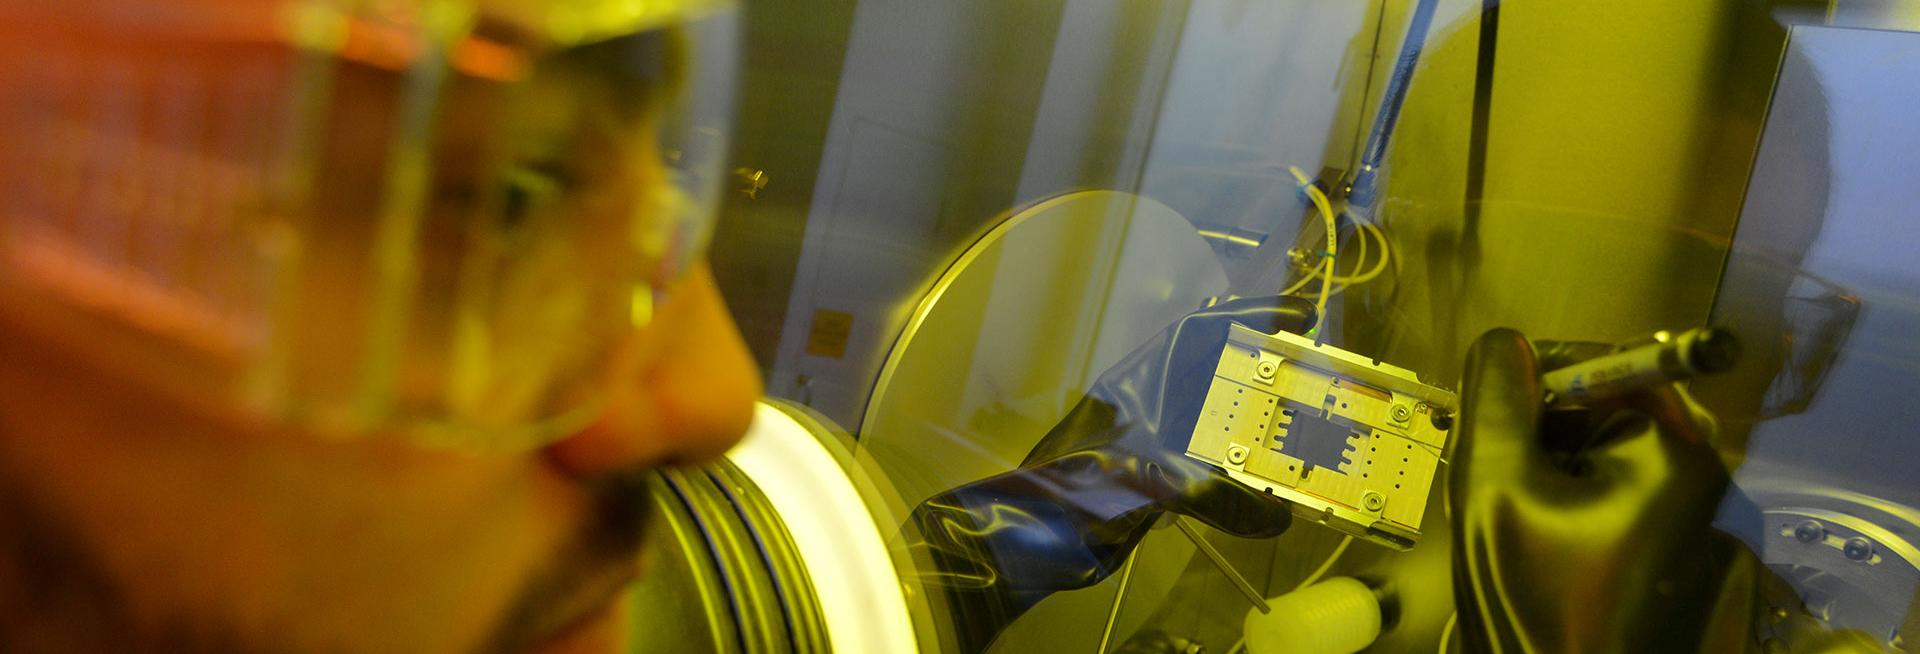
top-left (1844, 537), bottom-right (1875, 562)
top-left (1227, 445), bottom-right (1249, 465)
top-left (1256, 360), bottom-right (1277, 380)
top-left (1362, 491), bottom-right (1385, 512)
top-left (1793, 520), bottom-right (1826, 544)
top-left (1390, 404), bottom-right (1412, 422)
top-left (732, 167), bottom-right (770, 199)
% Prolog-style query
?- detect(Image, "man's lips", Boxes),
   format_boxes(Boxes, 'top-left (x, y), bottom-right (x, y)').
top-left (530, 594), bottom-right (632, 654)
top-left (527, 559), bottom-right (641, 652)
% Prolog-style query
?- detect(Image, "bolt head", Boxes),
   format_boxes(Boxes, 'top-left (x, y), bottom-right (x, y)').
top-left (1362, 491), bottom-right (1385, 511)
top-left (1390, 404), bottom-right (1412, 421)
top-left (1226, 446), bottom-right (1249, 465)
top-left (1256, 361), bottom-right (1277, 379)
top-left (1794, 520), bottom-right (1826, 544)
top-left (1844, 537), bottom-right (1875, 562)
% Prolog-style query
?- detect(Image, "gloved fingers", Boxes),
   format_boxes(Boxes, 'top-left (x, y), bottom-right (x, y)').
top-left (1021, 396), bottom-right (1123, 467)
top-left (1562, 384), bottom-right (1718, 456)
top-left (1146, 456), bottom-right (1293, 538)
top-left (1454, 328), bottom-right (1551, 483)
top-left (1622, 383), bottom-right (1717, 447)
top-left (1531, 338), bottom-right (1718, 456)
top-left (1532, 337), bottom-right (1715, 443)
top-left (906, 462), bottom-right (1166, 592)
top-left (1582, 384), bottom-right (1729, 499)
top-left (1165, 478), bottom-right (1293, 538)
top-left (1581, 413), bottom-right (1731, 515)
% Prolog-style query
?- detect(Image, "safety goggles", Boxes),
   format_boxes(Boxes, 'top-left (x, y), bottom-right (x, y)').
top-left (0, 0), bottom-right (740, 449)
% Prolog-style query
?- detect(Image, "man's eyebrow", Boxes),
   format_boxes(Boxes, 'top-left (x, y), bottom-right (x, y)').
top-left (428, 142), bottom-right (491, 185)
top-left (332, 17), bottom-right (528, 81)
top-left (513, 159), bottom-right (577, 184)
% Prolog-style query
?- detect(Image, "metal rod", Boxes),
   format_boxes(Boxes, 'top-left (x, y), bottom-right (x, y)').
top-left (1464, 0), bottom-right (1501, 228)
top-left (1095, 548), bottom-right (1140, 652)
top-left (1175, 517), bottom-right (1272, 614)
top-left (1346, 0), bottom-right (1442, 208)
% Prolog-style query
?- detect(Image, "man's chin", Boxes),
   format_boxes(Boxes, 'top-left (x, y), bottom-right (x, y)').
top-left (528, 593), bottom-right (630, 654)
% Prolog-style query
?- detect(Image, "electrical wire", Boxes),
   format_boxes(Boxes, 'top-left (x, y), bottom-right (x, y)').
top-left (1286, 167), bottom-right (1337, 333)
top-left (1335, 216), bottom-right (1391, 285)
top-left (1279, 171), bottom-right (1393, 306)
top-left (1292, 534), bottom-right (1353, 592)
top-left (1315, 217), bottom-right (1391, 291)
top-left (1438, 611), bottom-right (1458, 654)
top-left (1278, 264), bottom-right (1319, 297)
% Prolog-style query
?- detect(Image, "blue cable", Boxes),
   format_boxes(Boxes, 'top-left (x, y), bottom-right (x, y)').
top-left (1346, 0), bottom-right (1443, 209)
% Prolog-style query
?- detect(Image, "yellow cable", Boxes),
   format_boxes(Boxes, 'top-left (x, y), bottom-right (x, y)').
top-left (1324, 218), bottom-right (1389, 286)
top-left (1344, 220), bottom-right (1390, 284)
top-left (1292, 534), bottom-right (1353, 591)
top-left (1279, 265), bottom-right (1319, 296)
top-left (1287, 167), bottom-right (1337, 331)
top-left (1279, 171), bottom-right (1393, 312)
top-left (1320, 220), bottom-right (1392, 296)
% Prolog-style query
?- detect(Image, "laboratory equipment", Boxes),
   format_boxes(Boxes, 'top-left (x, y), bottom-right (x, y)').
top-left (641, 3), bottom-right (1920, 652)
top-left (1241, 577), bottom-right (1387, 654)
top-left (1540, 326), bottom-right (1741, 408)
top-left (660, 5), bottom-right (1920, 652)
top-left (1185, 325), bottom-right (1455, 550)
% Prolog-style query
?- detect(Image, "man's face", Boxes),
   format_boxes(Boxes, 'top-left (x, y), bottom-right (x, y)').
top-left (0, 26), bottom-right (762, 654)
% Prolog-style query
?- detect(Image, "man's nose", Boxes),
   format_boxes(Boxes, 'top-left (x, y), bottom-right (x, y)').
top-left (544, 265), bottom-right (762, 479)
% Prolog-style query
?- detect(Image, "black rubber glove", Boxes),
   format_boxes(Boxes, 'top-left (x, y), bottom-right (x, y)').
top-left (1450, 328), bottom-right (1733, 653)
top-left (902, 295), bottom-right (1316, 653)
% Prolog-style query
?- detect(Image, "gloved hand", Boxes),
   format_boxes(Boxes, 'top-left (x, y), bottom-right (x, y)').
top-left (902, 295), bottom-right (1315, 653)
top-left (1450, 329), bottom-right (1733, 653)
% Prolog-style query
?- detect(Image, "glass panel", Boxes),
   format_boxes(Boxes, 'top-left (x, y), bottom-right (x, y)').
top-left (707, 1), bottom-right (1920, 651)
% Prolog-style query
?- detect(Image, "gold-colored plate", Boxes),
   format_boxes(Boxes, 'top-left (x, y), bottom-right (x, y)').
top-left (1185, 324), bottom-right (1456, 550)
